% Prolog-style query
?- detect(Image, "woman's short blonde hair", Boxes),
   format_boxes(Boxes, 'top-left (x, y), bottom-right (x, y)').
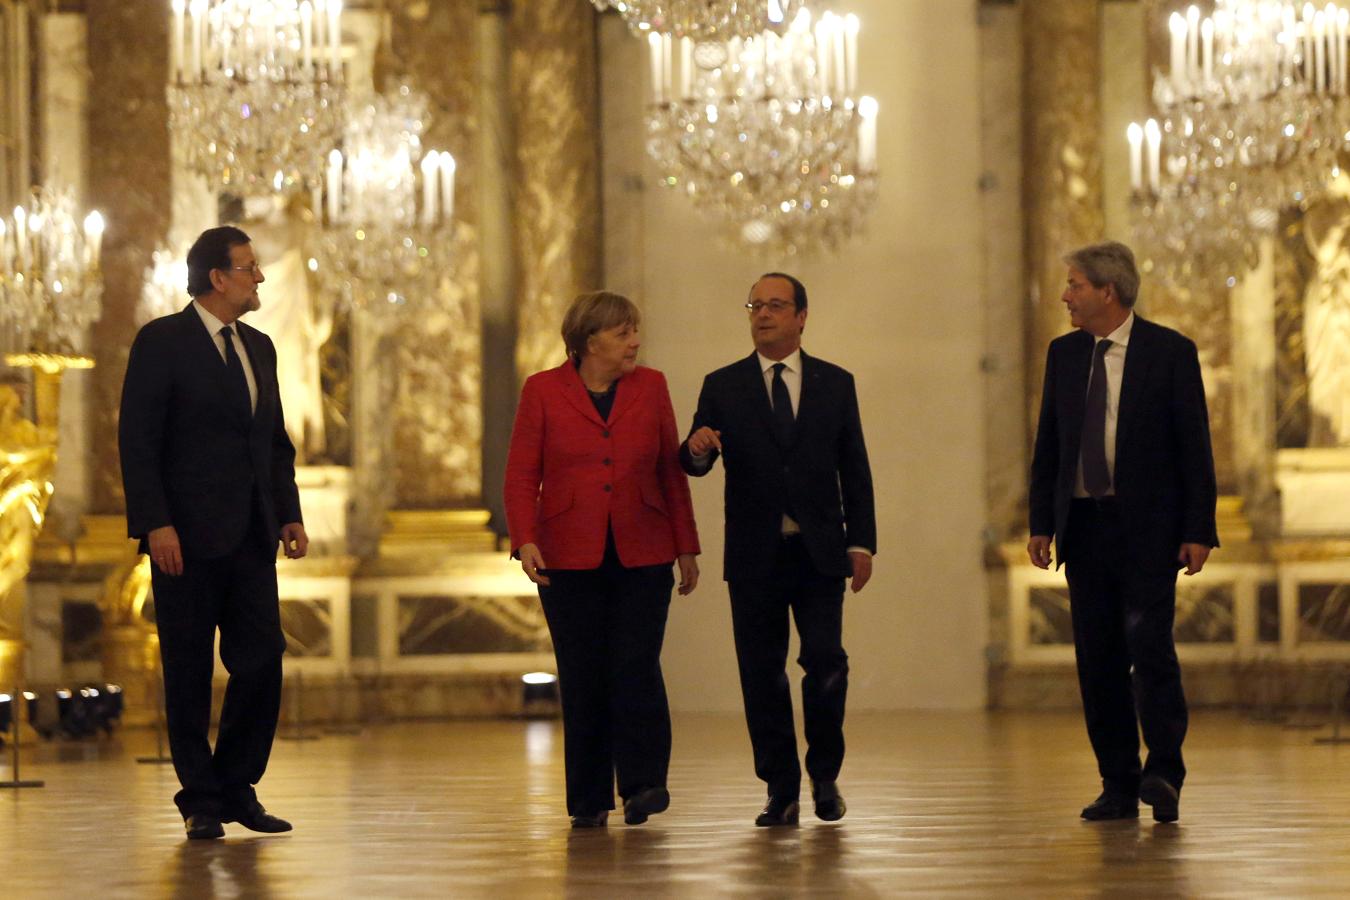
top-left (560, 291), bottom-right (641, 360)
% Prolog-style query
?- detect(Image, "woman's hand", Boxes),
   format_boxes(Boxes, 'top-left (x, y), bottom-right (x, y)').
top-left (519, 543), bottom-right (551, 586)
top-left (676, 553), bottom-right (699, 595)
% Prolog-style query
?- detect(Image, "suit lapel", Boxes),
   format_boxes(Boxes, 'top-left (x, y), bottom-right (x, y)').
top-left (738, 353), bottom-right (780, 444)
top-left (1061, 330), bottom-right (1094, 457)
top-left (607, 370), bottom-right (644, 426)
top-left (556, 360), bottom-right (609, 428)
top-left (1115, 315), bottom-right (1156, 454)
top-left (237, 322), bottom-right (269, 432)
top-left (791, 351), bottom-right (821, 448)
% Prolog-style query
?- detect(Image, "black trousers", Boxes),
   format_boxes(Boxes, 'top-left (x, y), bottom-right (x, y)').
top-left (1063, 499), bottom-right (1188, 797)
top-left (728, 534), bottom-right (848, 801)
top-left (537, 538), bottom-right (675, 816)
top-left (150, 525), bottom-right (285, 820)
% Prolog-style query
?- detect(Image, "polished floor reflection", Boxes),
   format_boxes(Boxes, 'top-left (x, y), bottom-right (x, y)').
top-left (3, 710), bottom-right (1349, 897)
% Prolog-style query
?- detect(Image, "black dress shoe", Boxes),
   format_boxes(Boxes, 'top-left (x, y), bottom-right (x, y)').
top-left (811, 780), bottom-right (847, 822)
top-left (185, 813), bottom-right (225, 840)
top-left (755, 795), bottom-right (800, 827)
top-left (1080, 792), bottom-right (1139, 821)
top-left (227, 802), bottom-right (293, 834)
top-left (1139, 775), bottom-right (1179, 823)
top-left (623, 786), bottom-right (670, 825)
top-left (570, 810), bottom-right (609, 828)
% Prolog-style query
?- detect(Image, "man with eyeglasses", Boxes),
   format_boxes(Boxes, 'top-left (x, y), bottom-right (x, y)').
top-left (680, 272), bottom-right (875, 827)
top-left (119, 225), bottom-right (308, 840)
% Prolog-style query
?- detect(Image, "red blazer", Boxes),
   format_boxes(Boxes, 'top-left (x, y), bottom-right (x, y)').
top-left (504, 361), bottom-right (700, 570)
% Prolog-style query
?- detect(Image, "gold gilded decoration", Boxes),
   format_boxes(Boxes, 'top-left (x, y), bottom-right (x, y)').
top-left (509, 0), bottom-right (603, 383)
top-left (387, 0), bottom-right (485, 507)
top-left (96, 554), bottom-right (162, 725)
top-left (1022, 0), bottom-right (1104, 438)
top-left (0, 385), bottom-right (57, 689)
top-left (88, 0), bottom-right (173, 515)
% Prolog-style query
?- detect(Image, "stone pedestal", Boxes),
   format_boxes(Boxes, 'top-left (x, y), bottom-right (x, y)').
top-left (296, 466), bottom-right (351, 556)
top-left (1276, 448), bottom-right (1350, 536)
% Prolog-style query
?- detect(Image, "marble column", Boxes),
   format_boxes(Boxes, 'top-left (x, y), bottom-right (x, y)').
top-left (39, 13), bottom-right (93, 543)
top-left (478, 0), bottom-right (518, 531)
top-left (87, 0), bottom-right (172, 515)
top-left (1021, 0), bottom-right (1104, 443)
top-left (508, 0), bottom-right (603, 384)
top-left (388, 0), bottom-right (484, 508)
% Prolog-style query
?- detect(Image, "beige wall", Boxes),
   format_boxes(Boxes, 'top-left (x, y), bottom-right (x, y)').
top-left (601, 1), bottom-right (988, 711)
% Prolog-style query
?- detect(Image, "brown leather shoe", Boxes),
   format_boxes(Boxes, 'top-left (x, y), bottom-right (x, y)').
top-left (226, 802), bottom-right (293, 834)
top-left (1139, 775), bottom-right (1179, 823)
top-left (811, 780), bottom-right (847, 822)
top-left (1080, 792), bottom-right (1139, 821)
top-left (755, 795), bottom-right (800, 827)
top-left (185, 813), bottom-right (225, 840)
top-left (570, 810), bottom-right (609, 828)
top-left (623, 786), bottom-right (670, 825)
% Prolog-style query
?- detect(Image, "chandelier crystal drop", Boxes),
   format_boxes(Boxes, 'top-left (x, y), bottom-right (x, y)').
top-left (1128, 0), bottom-right (1350, 288)
top-left (0, 187), bottom-right (105, 357)
top-left (167, 0), bottom-right (347, 194)
top-left (644, 7), bottom-right (878, 255)
top-left (592, 0), bottom-right (807, 40)
top-left (311, 87), bottom-right (456, 315)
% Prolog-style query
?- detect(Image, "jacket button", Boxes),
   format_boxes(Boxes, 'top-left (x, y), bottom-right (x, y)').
top-left (603, 458), bottom-right (612, 466)
top-left (603, 484), bottom-right (612, 492)
top-left (602, 429), bottom-right (610, 438)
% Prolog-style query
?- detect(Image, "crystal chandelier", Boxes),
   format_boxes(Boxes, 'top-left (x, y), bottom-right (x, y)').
top-left (311, 87), bottom-right (456, 314)
top-left (167, 0), bottom-right (347, 194)
top-left (644, 7), bottom-right (878, 255)
top-left (1128, 1), bottom-right (1350, 288)
top-left (0, 186), bottom-right (104, 363)
top-left (593, 0), bottom-right (805, 40)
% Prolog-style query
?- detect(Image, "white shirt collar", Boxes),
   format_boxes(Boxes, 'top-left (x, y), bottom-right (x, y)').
top-left (192, 299), bottom-right (231, 337)
top-left (757, 348), bottom-right (802, 374)
top-left (1099, 311), bottom-right (1134, 348)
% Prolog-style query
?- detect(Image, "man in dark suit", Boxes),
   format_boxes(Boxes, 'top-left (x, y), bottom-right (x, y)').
top-left (1028, 240), bottom-right (1218, 825)
top-left (119, 226), bottom-right (308, 840)
top-left (681, 272), bottom-right (875, 827)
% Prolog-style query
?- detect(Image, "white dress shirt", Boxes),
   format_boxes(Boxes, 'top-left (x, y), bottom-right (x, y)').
top-left (1074, 311), bottom-right (1133, 498)
top-left (193, 300), bottom-right (258, 413)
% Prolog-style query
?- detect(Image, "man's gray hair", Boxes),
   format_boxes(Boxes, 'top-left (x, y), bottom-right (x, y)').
top-left (1062, 241), bottom-right (1140, 308)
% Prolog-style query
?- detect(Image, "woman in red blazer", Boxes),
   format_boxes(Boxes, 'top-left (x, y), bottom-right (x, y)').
top-left (504, 291), bottom-right (701, 829)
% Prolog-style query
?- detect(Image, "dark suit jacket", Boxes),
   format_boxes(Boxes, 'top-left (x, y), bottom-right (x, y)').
top-left (503, 361), bottom-right (700, 570)
top-left (680, 350), bottom-right (875, 582)
top-left (1028, 315), bottom-right (1218, 573)
top-left (119, 303), bottom-right (302, 560)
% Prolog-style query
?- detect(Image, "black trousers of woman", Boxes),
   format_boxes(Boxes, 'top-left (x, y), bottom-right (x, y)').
top-left (537, 535), bottom-right (675, 816)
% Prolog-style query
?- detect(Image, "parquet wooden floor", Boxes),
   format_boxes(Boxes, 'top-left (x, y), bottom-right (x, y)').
top-left (3, 710), bottom-right (1348, 898)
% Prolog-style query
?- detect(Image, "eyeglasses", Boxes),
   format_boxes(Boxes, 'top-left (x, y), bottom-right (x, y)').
top-left (223, 263), bottom-right (263, 275)
top-left (745, 300), bottom-right (795, 314)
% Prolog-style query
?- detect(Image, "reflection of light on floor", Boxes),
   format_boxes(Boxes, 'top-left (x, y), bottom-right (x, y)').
top-left (526, 719), bottom-right (554, 766)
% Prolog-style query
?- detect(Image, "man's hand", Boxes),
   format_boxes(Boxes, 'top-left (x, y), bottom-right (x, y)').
top-left (148, 525), bottom-right (184, 576)
top-left (1027, 535), bottom-right (1052, 570)
top-left (686, 426), bottom-right (722, 457)
top-left (1178, 542), bottom-right (1210, 576)
top-left (848, 550), bottom-right (872, 593)
top-left (519, 543), bottom-right (551, 586)
top-left (676, 553), bottom-right (699, 595)
top-left (281, 522), bottom-right (309, 559)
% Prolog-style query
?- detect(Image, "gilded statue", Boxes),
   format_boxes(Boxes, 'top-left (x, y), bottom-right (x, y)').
top-left (0, 385), bottom-right (57, 641)
top-left (1302, 194), bottom-right (1350, 448)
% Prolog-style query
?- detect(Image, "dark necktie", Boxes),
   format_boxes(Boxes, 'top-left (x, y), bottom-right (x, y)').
top-left (770, 362), bottom-right (795, 446)
top-left (1081, 338), bottom-right (1112, 497)
top-left (220, 325), bottom-right (253, 419)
